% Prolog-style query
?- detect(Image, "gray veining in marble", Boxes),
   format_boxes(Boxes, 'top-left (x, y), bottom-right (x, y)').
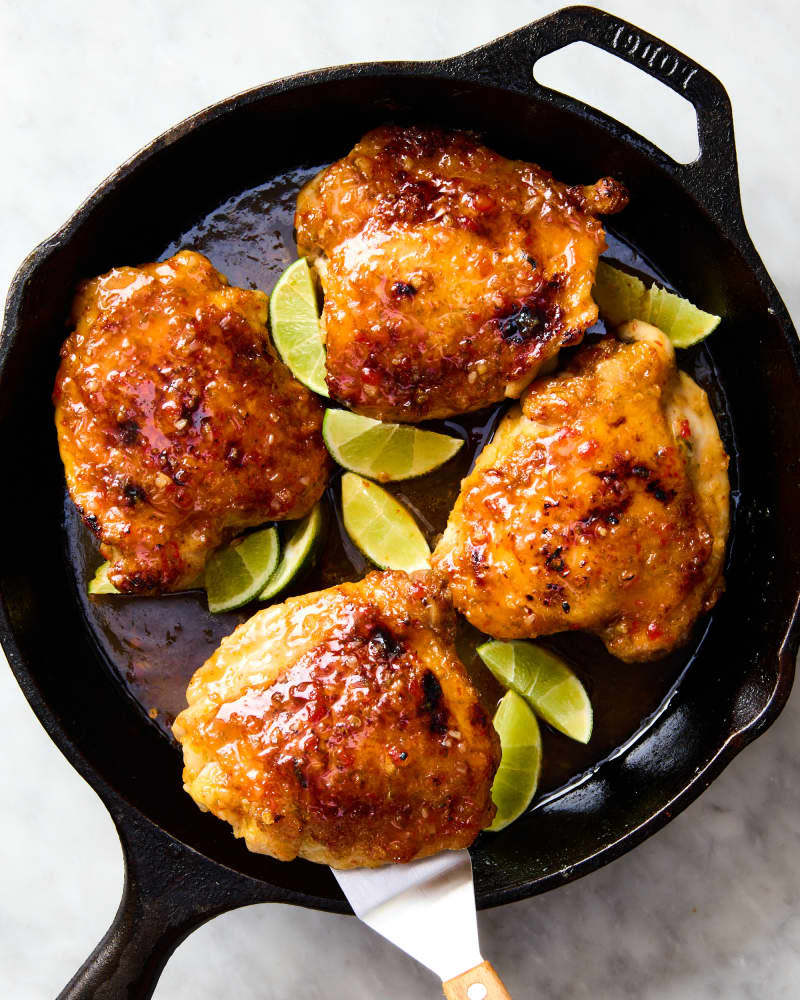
top-left (1, 1), bottom-right (798, 997)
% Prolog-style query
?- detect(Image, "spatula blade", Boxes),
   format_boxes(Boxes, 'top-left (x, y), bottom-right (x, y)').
top-left (333, 849), bottom-right (482, 983)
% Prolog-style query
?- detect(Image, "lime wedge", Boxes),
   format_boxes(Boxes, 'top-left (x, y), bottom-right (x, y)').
top-left (487, 690), bottom-right (542, 832)
top-left (593, 261), bottom-right (721, 347)
top-left (88, 562), bottom-right (119, 595)
top-left (593, 262), bottom-right (650, 327)
top-left (322, 409), bottom-right (463, 482)
top-left (646, 284), bottom-right (720, 347)
top-left (341, 472), bottom-right (430, 572)
top-left (259, 504), bottom-right (323, 601)
top-left (88, 561), bottom-right (205, 596)
top-left (269, 258), bottom-right (328, 396)
top-left (205, 526), bottom-right (280, 613)
top-left (477, 640), bottom-right (593, 744)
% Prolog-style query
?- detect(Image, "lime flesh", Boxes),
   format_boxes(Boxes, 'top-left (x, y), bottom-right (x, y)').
top-left (593, 261), bottom-right (720, 347)
top-left (259, 504), bottom-right (323, 601)
top-left (478, 640), bottom-right (593, 744)
top-left (340, 472), bottom-right (430, 572)
top-left (269, 258), bottom-right (329, 396)
top-left (487, 690), bottom-right (542, 832)
top-left (323, 409), bottom-right (463, 482)
top-left (205, 526), bottom-right (280, 613)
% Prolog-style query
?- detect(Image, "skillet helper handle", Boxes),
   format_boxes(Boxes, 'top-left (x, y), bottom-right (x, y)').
top-left (58, 805), bottom-right (270, 999)
top-left (462, 5), bottom-right (741, 223)
top-left (443, 960), bottom-right (512, 1000)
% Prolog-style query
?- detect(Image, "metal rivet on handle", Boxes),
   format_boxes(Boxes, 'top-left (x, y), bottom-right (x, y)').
top-left (467, 985), bottom-right (488, 1000)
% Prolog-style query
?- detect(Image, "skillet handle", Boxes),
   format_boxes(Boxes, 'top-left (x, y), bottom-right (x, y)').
top-left (443, 960), bottom-right (512, 999)
top-left (457, 5), bottom-right (741, 222)
top-left (57, 805), bottom-right (272, 999)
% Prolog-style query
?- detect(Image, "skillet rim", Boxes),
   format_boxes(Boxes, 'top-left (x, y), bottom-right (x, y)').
top-left (1, 10), bottom-right (799, 915)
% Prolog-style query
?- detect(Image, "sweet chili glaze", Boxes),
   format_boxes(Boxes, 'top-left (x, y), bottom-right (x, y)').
top-left (173, 571), bottom-right (500, 867)
top-left (54, 250), bottom-right (329, 593)
top-left (296, 126), bottom-right (628, 422)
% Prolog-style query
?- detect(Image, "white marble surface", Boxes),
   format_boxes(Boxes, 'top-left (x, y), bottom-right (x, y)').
top-left (1, 1), bottom-right (798, 997)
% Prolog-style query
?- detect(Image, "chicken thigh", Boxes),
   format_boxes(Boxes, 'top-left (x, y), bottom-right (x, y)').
top-left (296, 126), bottom-right (628, 421)
top-left (54, 250), bottom-right (329, 594)
top-left (432, 321), bottom-right (730, 662)
top-left (173, 570), bottom-right (500, 868)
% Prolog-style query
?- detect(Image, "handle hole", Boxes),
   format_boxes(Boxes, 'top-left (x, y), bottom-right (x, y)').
top-left (467, 985), bottom-right (488, 1000)
top-left (533, 41), bottom-right (700, 164)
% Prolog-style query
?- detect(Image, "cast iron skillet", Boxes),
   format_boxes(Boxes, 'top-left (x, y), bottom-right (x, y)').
top-left (2, 6), bottom-right (799, 998)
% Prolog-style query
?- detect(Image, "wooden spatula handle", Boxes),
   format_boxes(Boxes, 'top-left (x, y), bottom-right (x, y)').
top-left (443, 960), bottom-right (512, 1000)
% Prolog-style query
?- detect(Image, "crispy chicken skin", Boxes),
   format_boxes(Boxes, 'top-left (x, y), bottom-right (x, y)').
top-left (54, 250), bottom-right (329, 594)
top-left (432, 321), bottom-right (730, 662)
top-left (295, 126), bottom-right (628, 421)
top-left (173, 570), bottom-right (500, 868)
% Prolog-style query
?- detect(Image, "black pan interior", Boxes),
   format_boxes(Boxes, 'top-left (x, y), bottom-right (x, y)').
top-left (2, 72), bottom-right (799, 909)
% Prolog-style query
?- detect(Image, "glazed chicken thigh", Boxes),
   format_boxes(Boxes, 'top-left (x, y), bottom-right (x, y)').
top-left (296, 126), bottom-right (628, 421)
top-left (54, 250), bottom-right (329, 594)
top-left (432, 321), bottom-right (730, 661)
top-left (173, 570), bottom-right (500, 868)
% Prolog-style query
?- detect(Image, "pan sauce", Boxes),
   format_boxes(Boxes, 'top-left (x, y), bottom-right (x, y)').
top-left (64, 163), bottom-right (734, 799)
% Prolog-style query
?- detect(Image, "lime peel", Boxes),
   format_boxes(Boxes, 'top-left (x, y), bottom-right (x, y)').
top-left (478, 639), bottom-right (593, 744)
top-left (323, 409), bottom-right (463, 482)
top-left (594, 260), bottom-right (720, 348)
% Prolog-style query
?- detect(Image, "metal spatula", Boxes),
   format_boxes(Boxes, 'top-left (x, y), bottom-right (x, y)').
top-left (333, 850), bottom-right (511, 999)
